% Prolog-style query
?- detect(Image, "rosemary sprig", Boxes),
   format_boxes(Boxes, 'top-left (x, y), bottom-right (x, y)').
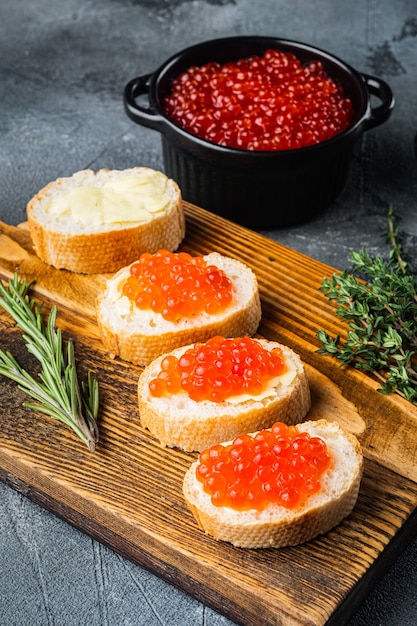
top-left (0, 273), bottom-right (99, 451)
top-left (316, 210), bottom-right (417, 404)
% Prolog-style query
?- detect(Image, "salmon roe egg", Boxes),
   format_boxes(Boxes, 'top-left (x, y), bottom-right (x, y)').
top-left (196, 422), bottom-right (332, 511)
top-left (121, 249), bottom-right (233, 321)
top-left (163, 49), bottom-right (354, 151)
top-left (148, 336), bottom-right (287, 402)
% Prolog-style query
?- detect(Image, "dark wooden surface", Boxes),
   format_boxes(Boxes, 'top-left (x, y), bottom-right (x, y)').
top-left (1, 205), bottom-right (417, 626)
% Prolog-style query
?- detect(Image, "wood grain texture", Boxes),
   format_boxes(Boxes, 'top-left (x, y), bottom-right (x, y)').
top-left (1, 205), bottom-right (417, 626)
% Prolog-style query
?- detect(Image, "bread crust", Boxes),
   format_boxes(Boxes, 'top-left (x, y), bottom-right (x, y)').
top-left (96, 252), bottom-right (262, 366)
top-left (183, 419), bottom-right (363, 548)
top-left (138, 339), bottom-right (311, 451)
top-left (27, 168), bottom-right (185, 274)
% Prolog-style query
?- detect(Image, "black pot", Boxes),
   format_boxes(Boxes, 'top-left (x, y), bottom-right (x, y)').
top-left (124, 36), bottom-right (394, 229)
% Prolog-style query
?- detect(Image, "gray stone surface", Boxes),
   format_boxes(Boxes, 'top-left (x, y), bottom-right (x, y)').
top-left (1, 0), bottom-right (417, 624)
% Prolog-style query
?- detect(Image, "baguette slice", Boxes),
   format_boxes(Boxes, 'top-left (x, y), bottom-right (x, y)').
top-left (138, 338), bottom-right (310, 451)
top-left (183, 419), bottom-right (363, 548)
top-left (96, 252), bottom-right (262, 366)
top-left (27, 167), bottom-right (185, 274)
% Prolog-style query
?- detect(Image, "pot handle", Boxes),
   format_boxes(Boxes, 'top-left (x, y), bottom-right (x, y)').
top-left (123, 73), bottom-right (164, 131)
top-left (362, 73), bottom-right (395, 130)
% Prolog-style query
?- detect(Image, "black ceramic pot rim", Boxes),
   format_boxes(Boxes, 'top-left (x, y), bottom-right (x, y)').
top-left (124, 35), bottom-right (395, 161)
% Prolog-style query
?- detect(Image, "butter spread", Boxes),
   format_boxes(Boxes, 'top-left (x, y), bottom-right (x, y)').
top-left (45, 171), bottom-right (171, 225)
top-left (225, 355), bottom-right (298, 403)
top-left (107, 269), bottom-right (133, 317)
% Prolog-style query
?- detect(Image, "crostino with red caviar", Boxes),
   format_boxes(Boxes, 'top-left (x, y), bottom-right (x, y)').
top-left (163, 49), bottom-right (354, 151)
top-left (96, 250), bottom-right (261, 366)
top-left (196, 421), bottom-right (331, 512)
top-left (138, 337), bottom-right (311, 451)
top-left (183, 419), bottom-right (363, 548)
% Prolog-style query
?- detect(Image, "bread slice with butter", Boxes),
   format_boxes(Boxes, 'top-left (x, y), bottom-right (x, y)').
top-left (27, 167), bottom-right (185, 274)
top-left (137, 338), bottom-right (311, 451)
top-left (183, 419), bottom-right (363, 548)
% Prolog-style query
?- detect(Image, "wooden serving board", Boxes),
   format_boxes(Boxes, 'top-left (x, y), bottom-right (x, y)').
top-left (1, 204), bottom-right (417, 626)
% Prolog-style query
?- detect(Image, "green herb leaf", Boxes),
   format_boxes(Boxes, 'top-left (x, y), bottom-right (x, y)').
top-left (316, 209), bottom-right (417, 404)
top-left (0, 273), bottom-right (99, 451)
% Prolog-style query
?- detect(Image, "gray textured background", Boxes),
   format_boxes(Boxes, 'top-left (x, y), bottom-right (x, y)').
top-left (1, 0), bottom-right (417, 624)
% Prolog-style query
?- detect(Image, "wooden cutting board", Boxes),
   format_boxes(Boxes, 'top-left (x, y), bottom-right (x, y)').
top-left (1, 204), bottom-right (417, 626)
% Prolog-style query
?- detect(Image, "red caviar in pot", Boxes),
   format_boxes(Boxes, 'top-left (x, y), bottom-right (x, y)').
top-left (163, 49), bottom-right (354, 151)
top-left (149, 336), bottom-right (286, 402)
top-left (122, 250), bottom-right (233, 321)
top-left (196, 422), bottom-right (331, 511)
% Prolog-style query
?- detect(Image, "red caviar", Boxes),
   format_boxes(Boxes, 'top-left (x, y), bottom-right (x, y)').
top-left (121, 250), bottom-right (233, 321)
top-left (149, 336), bottom-right (286, 402)
top-left (196, 422), bottom-right (331, 511)
top-left (163, 49), bottom-right (354, 151)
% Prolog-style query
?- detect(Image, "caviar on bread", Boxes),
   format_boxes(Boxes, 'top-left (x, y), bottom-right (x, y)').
top-left (138, 336), bottom-right (311, 451)
top-left (27, 167), bottom-right (185, 274)
top-left (96, 251), bottom-right (262, 367)
top-left (183, 419), bottom-right (363, 548)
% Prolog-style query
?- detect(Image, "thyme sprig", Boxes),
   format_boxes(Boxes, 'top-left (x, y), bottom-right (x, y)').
top-left (0, 273), bottom-right (99, 451)
top-left (316, 210), bottom-right (417, 404)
